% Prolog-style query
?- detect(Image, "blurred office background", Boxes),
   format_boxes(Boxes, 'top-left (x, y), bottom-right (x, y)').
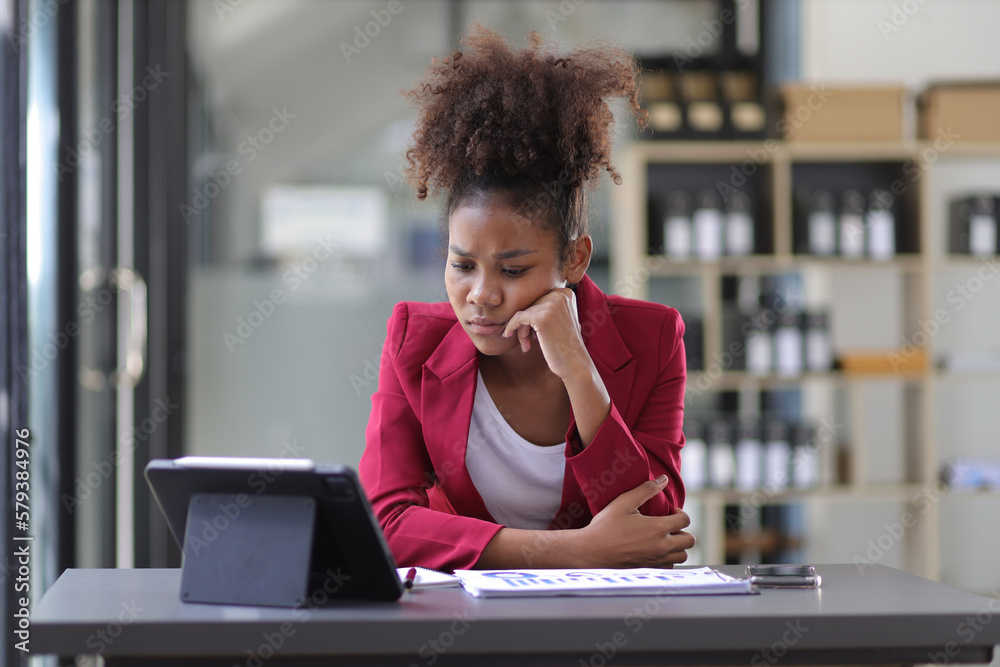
top-left (3, 2), bottom-right (1000, 662)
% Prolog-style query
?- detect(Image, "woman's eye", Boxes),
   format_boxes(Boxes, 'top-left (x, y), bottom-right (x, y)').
top-left (502, 267), bottom-right (527, 277)
top-left (450, 262), bottom-right (473, 271)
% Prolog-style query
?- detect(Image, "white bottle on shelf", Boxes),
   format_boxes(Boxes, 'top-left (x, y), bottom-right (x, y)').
top-left (839, 189), bottom-right (866, 259)
top-left (791, 424), bottom-right (821, 490)
top-left (867, 189), bottom-right (896, 260)
top-left (681, 421), bottom-right (708, 491)
top-left (735, 420), bottom-right (764, 491)
top-left (663, 191), bottom-right (693, 259)
top-left (804, 311), bottom-right (833, 372)
top-left (745, 314), bottom-right (773, 376)
top-left (707, 420), bottom-right (735, 488)
top-left (969, 195), bottom-right (998, 258)
top-left (725, 189), bottom-right (755, 256)
top-left (693, 190), bottom-right (724, 261)
top-left (764, 419), bottom-right (791, 492)
top-left (807, 190), bottom-right (837, 256)
top-left (774, 310), bottom-right (804, 377)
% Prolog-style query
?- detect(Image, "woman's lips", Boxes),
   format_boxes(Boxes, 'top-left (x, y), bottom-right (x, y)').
top-left (468, 318), bottom-right (506, 336)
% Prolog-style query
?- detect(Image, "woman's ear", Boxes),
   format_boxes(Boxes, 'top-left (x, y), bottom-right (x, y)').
top-left (564, 235), bottom-right (593, 284)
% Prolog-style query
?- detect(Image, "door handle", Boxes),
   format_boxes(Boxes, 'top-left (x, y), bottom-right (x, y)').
top-left (76, 267), bottom-right (147, 390)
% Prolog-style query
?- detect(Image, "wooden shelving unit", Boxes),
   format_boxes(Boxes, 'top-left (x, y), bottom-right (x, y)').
top-left (611, 141), bottom-right (1000, 581)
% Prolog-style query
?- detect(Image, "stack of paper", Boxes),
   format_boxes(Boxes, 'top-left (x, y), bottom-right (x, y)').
top-left (452, 566), bottom-right (753, 598)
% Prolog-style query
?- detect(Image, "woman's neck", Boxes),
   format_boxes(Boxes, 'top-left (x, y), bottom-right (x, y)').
top-left (480, 341), bottom-right (558, 387)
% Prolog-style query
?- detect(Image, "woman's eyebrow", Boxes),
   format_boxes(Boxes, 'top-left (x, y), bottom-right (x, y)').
top-left (448, 246), bottom-right (538, 260)
top-left (495, 248), bottom-right (537, 260)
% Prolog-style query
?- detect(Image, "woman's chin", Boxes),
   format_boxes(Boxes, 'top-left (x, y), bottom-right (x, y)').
top-left (467, 331), bottom-right (520, 357)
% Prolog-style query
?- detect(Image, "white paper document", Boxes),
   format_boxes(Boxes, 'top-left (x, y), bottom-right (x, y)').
top-left (396, 567), bottom-right (462, 589)
top-left (452, 566), bottom-right (753, 598)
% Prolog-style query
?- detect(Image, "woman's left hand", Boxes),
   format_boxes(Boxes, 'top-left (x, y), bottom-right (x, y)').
top-left (502, 287), bottom-right (590, 380)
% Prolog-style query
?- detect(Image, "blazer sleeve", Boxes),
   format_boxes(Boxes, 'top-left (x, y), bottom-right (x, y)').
top-left (564, 307), bottom-right (686, 517)
top-left (358, 303), bottom-right (504, 572)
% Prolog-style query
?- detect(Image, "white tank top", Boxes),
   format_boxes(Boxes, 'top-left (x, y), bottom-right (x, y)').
top-left (465, 370), bottom-right (567, 530)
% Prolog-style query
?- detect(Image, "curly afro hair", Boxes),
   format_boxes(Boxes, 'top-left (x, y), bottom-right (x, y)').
top-left (402, 23), bottom-right (648, 262)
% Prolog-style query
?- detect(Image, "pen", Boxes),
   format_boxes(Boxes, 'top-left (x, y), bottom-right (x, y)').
top-left (404, 567), bottom-right (417, 591)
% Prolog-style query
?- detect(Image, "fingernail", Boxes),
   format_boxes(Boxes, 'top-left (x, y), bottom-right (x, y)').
top-left (655, 474), bottom-right (668, 484)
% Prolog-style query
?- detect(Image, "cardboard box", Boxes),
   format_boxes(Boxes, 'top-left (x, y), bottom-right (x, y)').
top-left (778, 84), bottom-right (907, 142)
top-left (920, 81), bottom-right (1000, 142)
top-left (839, 349), bottom-right (928, 374)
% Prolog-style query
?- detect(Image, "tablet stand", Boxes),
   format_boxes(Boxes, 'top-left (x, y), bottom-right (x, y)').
top-left (180, 492), bottom-right (317, 607)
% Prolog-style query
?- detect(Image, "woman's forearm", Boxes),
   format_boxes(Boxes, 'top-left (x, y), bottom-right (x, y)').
top-left (563, 358), bottom-right (611, 449)
top-left (475, 526), bottom-right (592, 569)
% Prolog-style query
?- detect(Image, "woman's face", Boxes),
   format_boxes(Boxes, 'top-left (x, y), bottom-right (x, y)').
top-left (446, 201), bottom-right (572, 357)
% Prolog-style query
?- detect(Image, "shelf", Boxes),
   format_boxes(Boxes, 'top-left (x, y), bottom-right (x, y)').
top-left (934, 368), bottom-right (1000, 382)
top-left (645, 254), bottom-right (925, 276)
top-left (935, 142), bottom-right (1000, 157)
top-left (782, 141), bottom-right (925, 161)
top-left (686, 370), bottom-right (927, 391)
top-left (612, 137), bottom-right (1000, 581)
top-left (938, 255), bottom-right (1000, 268)
top-left (628, 140), bottom-right (1000, 163)
top-left (688, 484), bottom-right (937, 504)
top-left (940, 488), bottom-right (1000, 498)
top-left (626, 141), bottom-right (774, 163)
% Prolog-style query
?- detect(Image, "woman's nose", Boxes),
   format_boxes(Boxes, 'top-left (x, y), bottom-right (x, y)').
top-left (468, 274), bottom-right (500, 307)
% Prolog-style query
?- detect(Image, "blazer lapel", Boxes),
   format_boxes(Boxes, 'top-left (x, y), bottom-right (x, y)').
top-left (421, 321), bottom-right (495, 521)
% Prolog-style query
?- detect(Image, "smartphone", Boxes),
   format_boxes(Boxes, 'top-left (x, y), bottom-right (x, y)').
top-left (746, 565), bottom-right (821, 588)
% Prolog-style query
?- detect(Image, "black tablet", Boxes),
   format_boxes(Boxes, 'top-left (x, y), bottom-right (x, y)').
top-left (144, 457), bottom-right (403, 606)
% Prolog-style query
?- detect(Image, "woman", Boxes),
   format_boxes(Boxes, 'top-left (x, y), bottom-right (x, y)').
top-left (359, 23), bottom-right (693, 572)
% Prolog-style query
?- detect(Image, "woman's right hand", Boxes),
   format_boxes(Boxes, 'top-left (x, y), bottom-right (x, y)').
top-left (577, 475), bottom-right (695, 568)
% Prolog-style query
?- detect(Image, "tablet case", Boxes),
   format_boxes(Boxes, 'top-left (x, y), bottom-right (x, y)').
top-left (144, 460), bottom-right (403, 607)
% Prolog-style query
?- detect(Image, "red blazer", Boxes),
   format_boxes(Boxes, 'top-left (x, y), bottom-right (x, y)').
top-left (359, 274), bottom-right (686, 572)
